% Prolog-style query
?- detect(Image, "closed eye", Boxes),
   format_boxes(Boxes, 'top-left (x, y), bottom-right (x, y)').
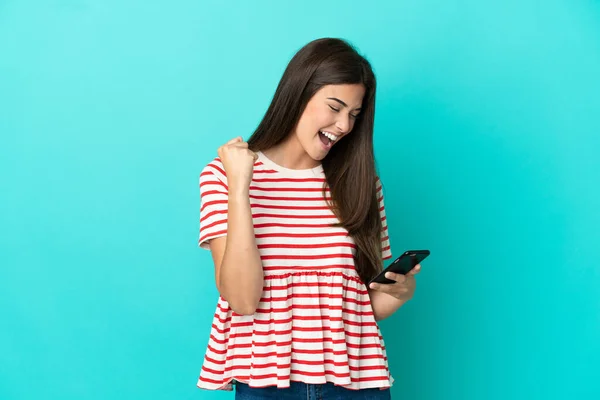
top-left (329, 104), bottom-right (359, 119)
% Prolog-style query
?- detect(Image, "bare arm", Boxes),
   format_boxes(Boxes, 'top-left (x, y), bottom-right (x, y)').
top-left (209, 187), bottom-right (264, 315)
top-left (368, 289), bottom-right (409, 321)
top-left (368, 267), bottom-right (420, 321)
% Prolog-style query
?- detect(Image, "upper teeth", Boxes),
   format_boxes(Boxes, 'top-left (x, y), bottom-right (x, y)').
top-left (320, 131), bottom-right (338, 142)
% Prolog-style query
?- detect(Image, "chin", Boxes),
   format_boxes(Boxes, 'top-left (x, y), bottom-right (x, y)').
top-left (299, 136), bottom-right (330, 162)
top-left (307, 147), bottom-right (327, 161)
top-left (312, 153), bottom-right (327, 161)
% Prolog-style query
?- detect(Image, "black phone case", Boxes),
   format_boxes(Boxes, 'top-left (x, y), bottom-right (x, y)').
top-left (369, 250), bottom-right (430, 285)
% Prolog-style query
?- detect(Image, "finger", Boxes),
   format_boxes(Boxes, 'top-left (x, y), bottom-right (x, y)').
top-left (385, 271), bottom-right (406, 283)
top-left (408, 264), bottom-right (421, 276)
top-left (226, 136), bottom-right (243, 145)
top-left (231, 141), bottom-right (249, 149)
top-left (370, 281), bottom-right (406, 296)
top-left (250, 150), bottom-right (259, 161)
top-left (369, 282), bottom-right (394, 292)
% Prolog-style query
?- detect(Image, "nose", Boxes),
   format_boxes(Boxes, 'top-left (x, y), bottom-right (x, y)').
top-left (335, 114), bottom-right (351, 134)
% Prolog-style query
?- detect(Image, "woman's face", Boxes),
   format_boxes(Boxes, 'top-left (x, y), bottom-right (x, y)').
top-left (294, 83), bottom-right (365, 162)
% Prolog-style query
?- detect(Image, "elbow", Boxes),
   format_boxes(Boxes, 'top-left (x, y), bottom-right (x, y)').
top-left (372, 308), bottom-right (384, 322)
top-left (232, 304), bottom-right (258, 316)
top-left (221, 287), bottom-right (262, 316)
top-left (230, 297), bottom-right (261, 315)
top-left (217, 268), bottom-right (264, 316)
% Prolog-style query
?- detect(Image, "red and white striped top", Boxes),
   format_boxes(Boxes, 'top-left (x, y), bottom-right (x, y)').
top-left (196, 151), bottom-right (393, 391)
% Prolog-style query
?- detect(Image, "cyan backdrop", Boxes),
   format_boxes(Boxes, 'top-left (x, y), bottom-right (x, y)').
top-left (1, 1), bottom-right (599, 399)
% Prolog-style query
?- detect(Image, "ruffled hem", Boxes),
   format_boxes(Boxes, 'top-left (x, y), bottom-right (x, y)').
top-left (197, 270), bottom-right (393, 391)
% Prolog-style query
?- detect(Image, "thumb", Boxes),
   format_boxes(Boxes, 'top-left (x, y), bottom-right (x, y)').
top-left (227, 136), bottom-right (242, 145)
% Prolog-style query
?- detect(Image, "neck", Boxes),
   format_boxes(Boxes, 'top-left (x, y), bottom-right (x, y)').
top-left (262, 134), bottom-right (320, 170)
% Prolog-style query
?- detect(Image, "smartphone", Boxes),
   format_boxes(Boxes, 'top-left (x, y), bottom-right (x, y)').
top-left (369, 250), bottom-right (430, 285)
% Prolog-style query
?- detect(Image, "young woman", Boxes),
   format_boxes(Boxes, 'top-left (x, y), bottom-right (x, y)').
top-left (197, 38), bottom-right (421, 400)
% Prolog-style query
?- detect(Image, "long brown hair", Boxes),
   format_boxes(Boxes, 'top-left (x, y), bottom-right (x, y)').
top-left (247, 38), bottom-right (383, 283)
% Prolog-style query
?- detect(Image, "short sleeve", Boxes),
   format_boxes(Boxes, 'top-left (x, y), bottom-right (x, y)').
top-left (198, 159), bottom-right (229, 250)
top-left (376, 177), bottom-right (392, 260)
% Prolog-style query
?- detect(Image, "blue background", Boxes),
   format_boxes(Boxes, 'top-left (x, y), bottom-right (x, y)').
top-left (1, 1), bottom-right (599, 399)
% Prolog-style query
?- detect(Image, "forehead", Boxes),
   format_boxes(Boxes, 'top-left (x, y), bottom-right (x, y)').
top-left (316, 84), bottom-right (365, 108)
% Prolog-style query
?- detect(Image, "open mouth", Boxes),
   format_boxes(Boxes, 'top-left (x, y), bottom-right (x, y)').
top-left (319, 131), bottom-right (337, 147)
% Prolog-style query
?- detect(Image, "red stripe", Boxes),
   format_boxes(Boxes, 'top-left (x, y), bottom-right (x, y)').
top-left (202, 228), bottom-right (355, 241)
top-left (204, 354), bottom-right (386, 371)
top-left (253, 166), bottom-right (278, 174)
top-left (257, 306), bottom-right (372, 315)
top-left (262, 284), bottom-right (366, 295)
top-left (252, 213), bottom-right (334, 219)
top-left (207, 344), bottom-right (228, 355)
top-left (251, 203), bottom-right (331, 211)
top-left (200, 178), bottom-right (228, 191)
top-left (199, 219), bottom-right (226, 233)
top-left (201, 199), bottom-right (227, 212)
top-left (252, 177), bottom-right (326, 183)
top-left (198, 229), bottom-right (227, 244)
top-left (206, 340), bottom-right (385, 353)
top-left (250, 194), bottom-right (331, 202)
top-left (205, 346), bottom-right (386, 363)
top-left (210, 333), bottom-right (380, 347)
top-left (290, 348), bottom-right (383, 360)
top-left (212, 318), bottom-right (378, 337)
top-left (210, 329), bottom-right (381, 345)
top-left (290, 369), bottom-right (349, 378)
top-left (257, 242), bottom-right (355, 249)
top-left (352, 375), bottom-right (391, 383)
top-left (201, 189), bottom-right (227, 198)
top-left (268, 283), bottom-right (372, 297)
top-left (254, 222), bottom-right (337, 229)
top-left (210, 337), bottom-right (294, 348)
top-left (262, 273), bottom-right (365, 287)
top-left (203, 360), bottom-right (387, 375)
top-left (260, 254), bottom-right (354, 261)
top-left (250, 185), bottom-right (330, 193)
top-left (200, 209), bottom-right (227, 224)
top-left (208, 351), bottom-right (384, 364)
top-left (202, 219), bottom-right (227, 233)
top-left (209, 163), bottom-right (226, 176)
top-left (197, 376), bottom-right (228, 385)
top-left (262, 266), bottom-right (354, 273)
top-left (259, 293), bottom-right (371, 306)
top-left (198, 372), bottom-right (390, 385)
top-left (208, 340), bottom-right (384, 353)
top-left (291, 359), bottom-right (387, 371)
top-left (255, 232), bottom-right (350, 239)
top-left (216, 303), bottom-right (372, 316)
top-left (213, 314), bottom-right (376, 328)
top-left (201, 365), bottom-right (225, 375)
top-left (202, 212), bottom-right (379, 227)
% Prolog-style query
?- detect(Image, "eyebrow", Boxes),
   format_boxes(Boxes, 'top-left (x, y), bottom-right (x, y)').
top-left (327, 97), bottom-right (362, 111)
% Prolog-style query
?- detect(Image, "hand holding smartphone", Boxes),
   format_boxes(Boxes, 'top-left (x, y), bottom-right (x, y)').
top-left (369, 250), bottom-right (430, 285)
